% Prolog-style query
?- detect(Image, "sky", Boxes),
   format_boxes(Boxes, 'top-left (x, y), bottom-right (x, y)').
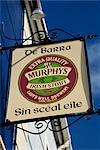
top-left (41, 0), bottom-right (100, 149)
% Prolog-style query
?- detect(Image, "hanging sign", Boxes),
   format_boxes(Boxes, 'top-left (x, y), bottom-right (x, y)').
top-left (6, 38), bottom-right (92, 123)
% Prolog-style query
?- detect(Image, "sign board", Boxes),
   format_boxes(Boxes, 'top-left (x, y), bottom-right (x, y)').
top-left (6, 38), bottom-right (92, 123)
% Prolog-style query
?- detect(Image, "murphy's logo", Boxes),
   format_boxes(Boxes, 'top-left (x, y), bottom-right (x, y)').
top-left (18, 55), bottom-right (78, 104)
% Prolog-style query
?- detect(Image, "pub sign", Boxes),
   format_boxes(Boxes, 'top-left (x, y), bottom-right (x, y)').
top-left (6, 38), bottom-right (92, 123)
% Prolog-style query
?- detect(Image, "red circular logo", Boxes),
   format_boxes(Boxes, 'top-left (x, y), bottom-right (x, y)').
top-left (18, 55), bottom-right (78, 104)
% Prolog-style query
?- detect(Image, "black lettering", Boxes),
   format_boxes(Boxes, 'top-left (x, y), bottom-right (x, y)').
top-left (64, 104), bottom-right (69, 109)
top-left (51, 105), bottom-right (58, 111)
top-left (24, 109), bottom-right (31, 115)
top-left (32, 50), bottom-right (37, 55)
top-left (72, 101), bottom-right (76, 108)
top-left (66, 45), bottom-right (71, 50)
top-left (15, 108), bottom-right (21, 116)
top-left (58, 103), bottom-right (61, 110)
top-left (76, 102), bottom-right (82, 107)
top-left (45, 106), bottom-right (51, 112)
top-left (27, 73), bottom-right (35, 79)
top-left (41, 47), bottom-right (46, 53)
top-left (39, 107), bottom-right (45, 112)
top-left (33, 108), bottom-right (39, 113)
top-left (53, 47), bottom-right (59, 52)
top-left (59, 46), bottom-right (65, 51)
top-left (25, 50), bottom-right (32, 56)
top-left (64, 101), bottom-right (82, 109)
top-left (47, 48), bottom-right (52, 53)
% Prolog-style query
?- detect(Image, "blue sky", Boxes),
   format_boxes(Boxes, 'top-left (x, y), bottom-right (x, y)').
top-left (41, 0), bottom-right (100, 149)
